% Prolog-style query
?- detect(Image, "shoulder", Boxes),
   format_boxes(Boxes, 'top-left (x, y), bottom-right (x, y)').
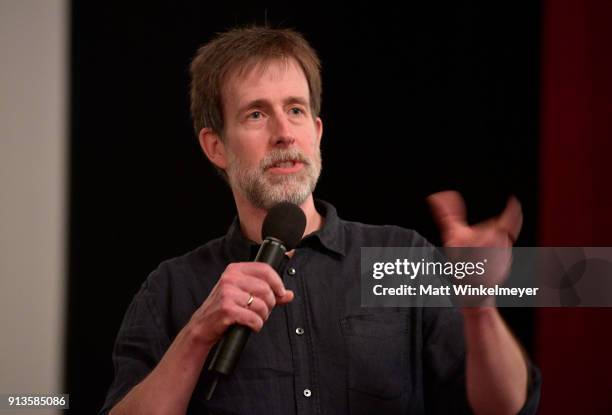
top-left (340, 218), bottom-right (433, 248)
top-left (142, 235), bottom-right (228, 297)
top-left (316, 199), bottom-right (433, 250)
top-left (124, 236), bottom-right (229, 333)
top-left (162, 236), bottom-right (227, 275)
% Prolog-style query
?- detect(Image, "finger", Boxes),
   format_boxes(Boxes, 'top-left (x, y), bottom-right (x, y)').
top-left (243, 295), bottom-right (270, 321)
top-left (232, 306), bottom-right (265, 332)
top-left (233, 274), bottom-right (276, 309)
top-left (239, 262), bottom-right (287, 298)
top-left (426, 191), bottom-right (468, 237)
top-left (497, 196), bottom-right (523, 243)
top-left (472, 222), bottom-right (512, 247)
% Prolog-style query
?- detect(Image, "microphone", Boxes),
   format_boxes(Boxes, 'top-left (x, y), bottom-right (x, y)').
top-left (204, 202), bottom-right (307, 400)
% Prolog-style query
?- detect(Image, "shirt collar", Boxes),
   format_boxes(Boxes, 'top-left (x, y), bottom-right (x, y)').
top-left (303, 199), bottom-right (347, 257)
top-left (223, 199), bottom-right (347, 262)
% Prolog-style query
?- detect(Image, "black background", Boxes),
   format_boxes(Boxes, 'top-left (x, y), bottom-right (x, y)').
top-left (67, 1), bottom-right (541, 412)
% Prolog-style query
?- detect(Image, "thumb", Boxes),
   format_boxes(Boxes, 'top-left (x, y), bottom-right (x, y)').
top-left (277, 289), bottom-right (294, 305)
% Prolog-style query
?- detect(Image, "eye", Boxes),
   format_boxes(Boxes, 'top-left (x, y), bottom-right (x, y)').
top-left (290, 107), bottom-right (305, 116)
top-left (248, 111), bottom-right (263, 120)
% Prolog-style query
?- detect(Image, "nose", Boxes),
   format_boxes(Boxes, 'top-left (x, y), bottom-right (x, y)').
top-left (269, 113), bottom-right (295, 147)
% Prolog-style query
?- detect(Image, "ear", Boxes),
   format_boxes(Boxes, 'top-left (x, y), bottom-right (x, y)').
top-left (315, 116), bottom-right (323, 146)
top-left (198, 128), bottom-right (228, 170)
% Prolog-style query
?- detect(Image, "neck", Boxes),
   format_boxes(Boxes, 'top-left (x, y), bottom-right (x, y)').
top-left (232, 191), bottom-right (323, 244)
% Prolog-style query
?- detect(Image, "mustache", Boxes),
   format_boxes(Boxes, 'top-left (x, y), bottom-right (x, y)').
top-left (260, 149), bottom-right (311, 170)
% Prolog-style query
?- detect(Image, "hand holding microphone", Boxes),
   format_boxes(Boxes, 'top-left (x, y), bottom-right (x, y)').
top-left (188, 262), bottom-right (293, 348)
top-left (191, 202), bottom-right (306, 399)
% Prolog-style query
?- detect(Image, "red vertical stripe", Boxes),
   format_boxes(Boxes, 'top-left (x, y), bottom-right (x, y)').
top-left (538, 0), bottom-right (612, 413)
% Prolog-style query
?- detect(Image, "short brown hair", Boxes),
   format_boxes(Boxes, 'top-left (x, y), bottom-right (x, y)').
top-left (189, 26), bottom-right (322, 137)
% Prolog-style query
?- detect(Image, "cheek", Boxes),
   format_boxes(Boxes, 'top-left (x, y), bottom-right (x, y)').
top-left (225, 127), bottom-right (262, 153)
top-left (304, 128), bottom-right (321, 150)
top-left (227, 140), bottom-right (266, 167)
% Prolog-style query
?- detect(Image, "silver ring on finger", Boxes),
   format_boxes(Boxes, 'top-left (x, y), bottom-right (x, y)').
top-left (246, 294), bottom-right (254, 308)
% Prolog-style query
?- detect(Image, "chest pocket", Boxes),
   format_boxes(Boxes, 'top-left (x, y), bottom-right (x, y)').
top-left (341, 312), bottom-right (411, 415)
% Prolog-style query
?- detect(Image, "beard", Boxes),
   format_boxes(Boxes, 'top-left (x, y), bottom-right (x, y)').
top-left (226, 146), bottom-right (322, 210)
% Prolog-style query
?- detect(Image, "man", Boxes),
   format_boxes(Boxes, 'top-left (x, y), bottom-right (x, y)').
top-left (101, 26), bottom-right (540, 414)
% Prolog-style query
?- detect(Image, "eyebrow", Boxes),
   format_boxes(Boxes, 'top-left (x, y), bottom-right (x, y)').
top-left (237, 96), bottom-right (309, 115)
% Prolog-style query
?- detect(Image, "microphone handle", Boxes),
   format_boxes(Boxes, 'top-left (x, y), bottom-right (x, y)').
top-left (205, 238), bottom-right (287, 399)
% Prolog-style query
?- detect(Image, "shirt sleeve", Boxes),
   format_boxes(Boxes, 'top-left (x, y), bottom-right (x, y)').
top-left (98, 270), bottom-right (171, 415)
top-left (422, 306), bottom-right (542, 415)
top-left (518, 362), bottom-right (542, 415)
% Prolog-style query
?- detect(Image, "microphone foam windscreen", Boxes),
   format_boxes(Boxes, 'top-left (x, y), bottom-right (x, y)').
top-left (261, 202), bottom-right (307, 250)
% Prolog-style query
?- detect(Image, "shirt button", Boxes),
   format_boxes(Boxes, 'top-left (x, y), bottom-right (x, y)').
top-left (287, 267), bottom-right (297, 276)
top-left (295, 327), bottom-right (305, 335)
top-left (303, 389), bottom-right (312, 398)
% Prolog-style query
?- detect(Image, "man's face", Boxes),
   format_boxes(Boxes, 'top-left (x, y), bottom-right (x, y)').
top-left (219, 58), bottom-right (323, 210)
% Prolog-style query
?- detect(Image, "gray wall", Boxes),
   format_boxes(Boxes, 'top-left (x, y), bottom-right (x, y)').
top-left (0, 1), bottom-right (67, 413)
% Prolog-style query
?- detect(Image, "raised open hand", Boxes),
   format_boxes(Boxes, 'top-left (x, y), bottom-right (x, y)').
top-left (427, 190), bottom-right (522, 306)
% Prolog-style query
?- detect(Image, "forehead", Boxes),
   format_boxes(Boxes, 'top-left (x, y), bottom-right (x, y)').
top-left (221, 57), bottom-right (310, 108)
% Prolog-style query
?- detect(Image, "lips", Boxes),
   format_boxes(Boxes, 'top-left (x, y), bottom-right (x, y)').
top-left (272, 160), bottom-right (297, 168)
top-left (266, 159), bottom-right (304, 174)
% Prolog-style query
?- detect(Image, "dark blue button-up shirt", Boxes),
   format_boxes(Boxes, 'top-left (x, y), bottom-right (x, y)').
top-left (100, 200), bottom-right (541, 414)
